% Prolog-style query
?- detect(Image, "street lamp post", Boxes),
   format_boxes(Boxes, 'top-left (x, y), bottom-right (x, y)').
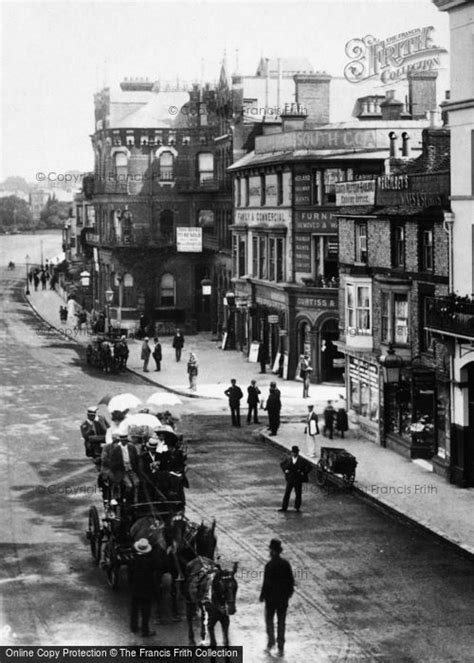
top-left (25, 254), bottom-right (30, 295)
top-left (105, 288), bottom-right (114, 335)
top-left (377, 343), bottom-right (404, 447)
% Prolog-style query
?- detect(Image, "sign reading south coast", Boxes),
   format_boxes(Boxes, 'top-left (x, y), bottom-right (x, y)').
top-left (344, 26), bottom-right (447, 85)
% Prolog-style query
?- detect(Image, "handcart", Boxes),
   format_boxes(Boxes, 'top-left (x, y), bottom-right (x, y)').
top-left (315, 447), bottom-right (357, 487)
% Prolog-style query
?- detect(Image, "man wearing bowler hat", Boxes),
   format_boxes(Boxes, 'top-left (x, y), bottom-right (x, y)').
top-left (279, 445), bottom-right (312, 513)
top-left (129, 538), bottom-right (155, 637)
top-left (260, 538), bottom-right (294, 657)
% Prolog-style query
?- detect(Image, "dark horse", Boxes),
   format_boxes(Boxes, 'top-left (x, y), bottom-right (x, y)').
top-left (130, 512), bottom-right (217, 618)
top-left (185, 558), bottom-right (238, 647)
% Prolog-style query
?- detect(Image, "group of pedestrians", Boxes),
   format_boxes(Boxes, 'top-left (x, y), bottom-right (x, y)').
top-left (29, 262), bottom-right (58, 292)
top-left (303, 398), bottom-right (348, 457)
top-left (223, 378), bottom-right (281, 434)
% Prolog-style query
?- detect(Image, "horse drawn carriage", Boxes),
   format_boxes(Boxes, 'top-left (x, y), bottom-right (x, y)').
top-left (86, 334), bottom-right (129, 373)
top-left (83, 391), bottom-right (238, 645)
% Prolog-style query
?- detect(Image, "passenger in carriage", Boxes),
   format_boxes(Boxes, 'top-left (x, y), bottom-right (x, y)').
top-left (107, 429), bottom-right (141, 504)
top-left (138, 438), bottom-right (162, 501)
top-left (80, 406), bottom-right (108, 468)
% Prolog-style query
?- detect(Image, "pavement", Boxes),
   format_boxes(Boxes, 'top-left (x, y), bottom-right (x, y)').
top-left (25, 284), bottom-right (474, 560)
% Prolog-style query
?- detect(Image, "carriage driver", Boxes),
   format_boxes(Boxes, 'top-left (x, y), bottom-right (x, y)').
top-left (80, 406), bottom-right (108, 468)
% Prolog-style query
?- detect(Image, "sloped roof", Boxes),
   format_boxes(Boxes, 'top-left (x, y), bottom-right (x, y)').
top-left (113, 90), bottom-right (191, 129)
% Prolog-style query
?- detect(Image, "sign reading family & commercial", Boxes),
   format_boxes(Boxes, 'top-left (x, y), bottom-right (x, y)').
top-left (335, 180), bottom-right (376, 206)
top-left (176, 227), bottom-right (202, 252)
top-left (344, 26), bottom-right (447, 85)
top-left (234, 209), bottom-right (291, 225)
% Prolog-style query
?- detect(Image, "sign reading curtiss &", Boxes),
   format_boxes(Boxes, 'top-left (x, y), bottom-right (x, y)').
top-left (344, 26), bottom-right (447, 85)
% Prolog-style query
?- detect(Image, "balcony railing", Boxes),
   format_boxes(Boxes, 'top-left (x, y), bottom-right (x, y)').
top-left (425, 296), bottom-right (474, 340)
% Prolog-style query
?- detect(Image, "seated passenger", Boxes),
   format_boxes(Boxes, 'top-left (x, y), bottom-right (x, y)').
top-left (80, 406), bottom-right (107, 468)
top-left (107, 428), bottom-right (140, 504)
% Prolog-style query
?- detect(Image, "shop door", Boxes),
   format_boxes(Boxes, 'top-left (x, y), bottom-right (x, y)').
top-left (320, 318), bottom-right (344, 383)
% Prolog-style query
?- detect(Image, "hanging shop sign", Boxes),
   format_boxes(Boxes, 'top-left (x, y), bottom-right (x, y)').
top-left (344, 26), bottom-right (447, 85)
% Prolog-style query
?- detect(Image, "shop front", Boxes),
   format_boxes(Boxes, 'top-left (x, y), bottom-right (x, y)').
top-left (346, 354), bottom-right (380, 442)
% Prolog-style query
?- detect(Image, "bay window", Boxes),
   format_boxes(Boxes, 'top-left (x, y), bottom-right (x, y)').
top-left (346, 282), bottom-right (372, 334)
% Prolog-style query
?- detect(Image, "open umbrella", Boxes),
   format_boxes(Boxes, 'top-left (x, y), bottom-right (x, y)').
top-left (106, 393), bottom-right (143, 413)
top-left (147, 392), bottom-right (182, 407)
top-left (125, 413), bottom-right (162, 430)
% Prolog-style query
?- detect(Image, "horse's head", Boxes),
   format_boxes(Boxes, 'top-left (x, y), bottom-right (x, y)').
top-left (167, 511), bottom-right (187, 549)
top-left (196, 518), bottom-right (217, 560)
top-left (212, 562), bottom-right (238, 616)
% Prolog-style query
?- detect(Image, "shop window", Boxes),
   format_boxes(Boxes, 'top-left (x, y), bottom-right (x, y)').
top-left (252, 236), bottom-right (258, 276)
top-left (381, 292), bottom-right (409, 345)
top-left (277, 172), bottom-right (283, 205)
top-left (276, 237), bottom-right (284, 282)
top-left (238, 235), bottom-right (246, 276)
top-left (392, 224), bottom-right (405, 269)
top-left (159, 152), bottom-right (174, 181)
top-left (269, 239), bottom-right (276, 281)
top-left (346, 283), bottom-right (371, 334)
top-left (122, 272), bottom-right (134, 307)
top-left (160, 273), bottom-right (175, 306)
top-left (244, 177), bottom-right (250, 206)
top-left (198, 152), bottom-right (214, 184)
top-left (313, 235), bottom-right (339, 285)
top-left (160, 210), bottom-right (174, 242)
top-left (355, 222), bottom-right (368, 263)
top-left (236, 178), bottom-right (241, 207)
top-left (420, 227), bottom-right (434, 271)
top-left (323, 169), bottom-right (344, 204)
top-left (114, 152), bottom-right (128, 181)
top-left (259, 236), bottom-right (267, 279)
top-left (349, 377), bottom-right (379, 422)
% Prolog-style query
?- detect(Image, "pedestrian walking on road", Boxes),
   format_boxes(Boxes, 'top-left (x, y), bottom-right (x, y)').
top-left (187, 352), bottom-right (198, 391)
top-left (40, 271), bottom-right (47, 290)
top-left (323, 400), bottom-right (336, 439)
top-left (247, 379), bottom-right (261, 424)
top-left (259, 538), bottom-right (294, 658)
top-left (152, 337), bottom-right (162, 371)
top-left (265, 382), bottom-right (281, 436)
top-left (172, 329), bottom-right (185, 362)
top-left (141, 337), bottom-right (151, 372)
top-left (129, 538), bottom-right (156, 637)
top-left (279, 445), bottom-right (312, 513)
top-left (299, 354), bottom-right (312, 399)
top-left (224, 378), bottom-right (243, 427)
top-left (257, 341), bottom-right (268, 374)
top-left (304, 404), bottom-right (320, 457)
top-left (33, 272), bottom-right (39, 291)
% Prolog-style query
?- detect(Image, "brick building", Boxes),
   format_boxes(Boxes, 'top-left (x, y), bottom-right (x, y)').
top-left (428, 0), bottom-right (474, 486)
top-left (336, 127), bottom-right (451, 469)
top-left (228, 71), bottom-right (439, 382)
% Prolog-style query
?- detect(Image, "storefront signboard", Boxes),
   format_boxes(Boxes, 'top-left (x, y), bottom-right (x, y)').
top-left (234, 209), bottom-right (291, 225)
top-left (296, 296), bottom-right (337, 309)
top-left (295, 210), bottom-right (338, 233)
top-left (176, 227), bottom-right (202, 252)
top-left (335, 180), bottom-right (376, 206)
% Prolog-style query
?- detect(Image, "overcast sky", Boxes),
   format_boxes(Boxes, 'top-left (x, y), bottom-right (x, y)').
top-left (1, 0), bottom-right (449, 182)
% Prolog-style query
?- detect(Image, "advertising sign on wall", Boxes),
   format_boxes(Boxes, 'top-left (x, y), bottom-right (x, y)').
top-left (176, 227), bottom-right (202, 252)
top-left (335, 180), bottom-right (376, 206)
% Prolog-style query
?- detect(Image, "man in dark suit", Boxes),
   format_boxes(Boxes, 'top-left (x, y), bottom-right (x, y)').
top-left (108, 431), bottom-right (140, 503)
top-left (129, 538), bottom-right (156, 637)
top-left (138, 438), bottom-right (161, 501)
top-left (80, 406), bottom-right (107, 467)
top-left (259, 538), bottom-right (294, 657)
top-left (172, 329), bottom-right (185, 362)
top-left (247, 379), bottom-right (261, 424)
top-left (224, 379), bottom-right (243, 427)
top-left (279, 445), bottom-right (311, 513)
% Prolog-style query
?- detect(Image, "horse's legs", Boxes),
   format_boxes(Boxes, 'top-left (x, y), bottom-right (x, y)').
top-left (221, 614), bottom-right (230, 646)
top-left (207, 615), bottom-right (218, 648)
top-left (200, 604), bottom-right (208, 643)
top-left (186, 602), bottom-right (196, 645)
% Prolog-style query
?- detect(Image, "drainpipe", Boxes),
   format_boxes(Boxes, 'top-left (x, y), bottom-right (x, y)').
top-left (443, 211), bottom-right (454, 292)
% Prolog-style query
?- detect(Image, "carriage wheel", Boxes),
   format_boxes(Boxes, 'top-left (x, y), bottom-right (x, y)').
top-left (103, 541), bottom-right (120, 589)
top-left (87, 506), bottom-right (102, 564)
top-left (315, 463), bottom-right (327, 487)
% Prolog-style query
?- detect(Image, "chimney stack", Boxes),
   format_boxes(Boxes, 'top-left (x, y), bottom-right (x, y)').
top-left (280, 103), bottom-right (308, 132)
top-left (408, 70), bottom-right (438, 119)
top-left (380, 90), bottom-right (404, 121)
top-left (293, 73), bottom-right (331, 125)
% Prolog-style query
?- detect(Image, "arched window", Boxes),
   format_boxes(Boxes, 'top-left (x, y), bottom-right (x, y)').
top-left (160, 273), bottom-right (175, 306)
top-left (198, 152), bottom-right (214, 184)
top-left (159, 151), bottom-right (174, 181)
top-left (114, 152), bottom-right (128, 181)
top-left (123, 272), bottom-right (134, 307)
top-left (160, 210), bottom-right (174, 242)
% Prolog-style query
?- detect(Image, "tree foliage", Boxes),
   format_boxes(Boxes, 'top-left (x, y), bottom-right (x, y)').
top-left (39, 194), bottom-right (71, 228)
top-left (0, 195), bottom-right (33, 230)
